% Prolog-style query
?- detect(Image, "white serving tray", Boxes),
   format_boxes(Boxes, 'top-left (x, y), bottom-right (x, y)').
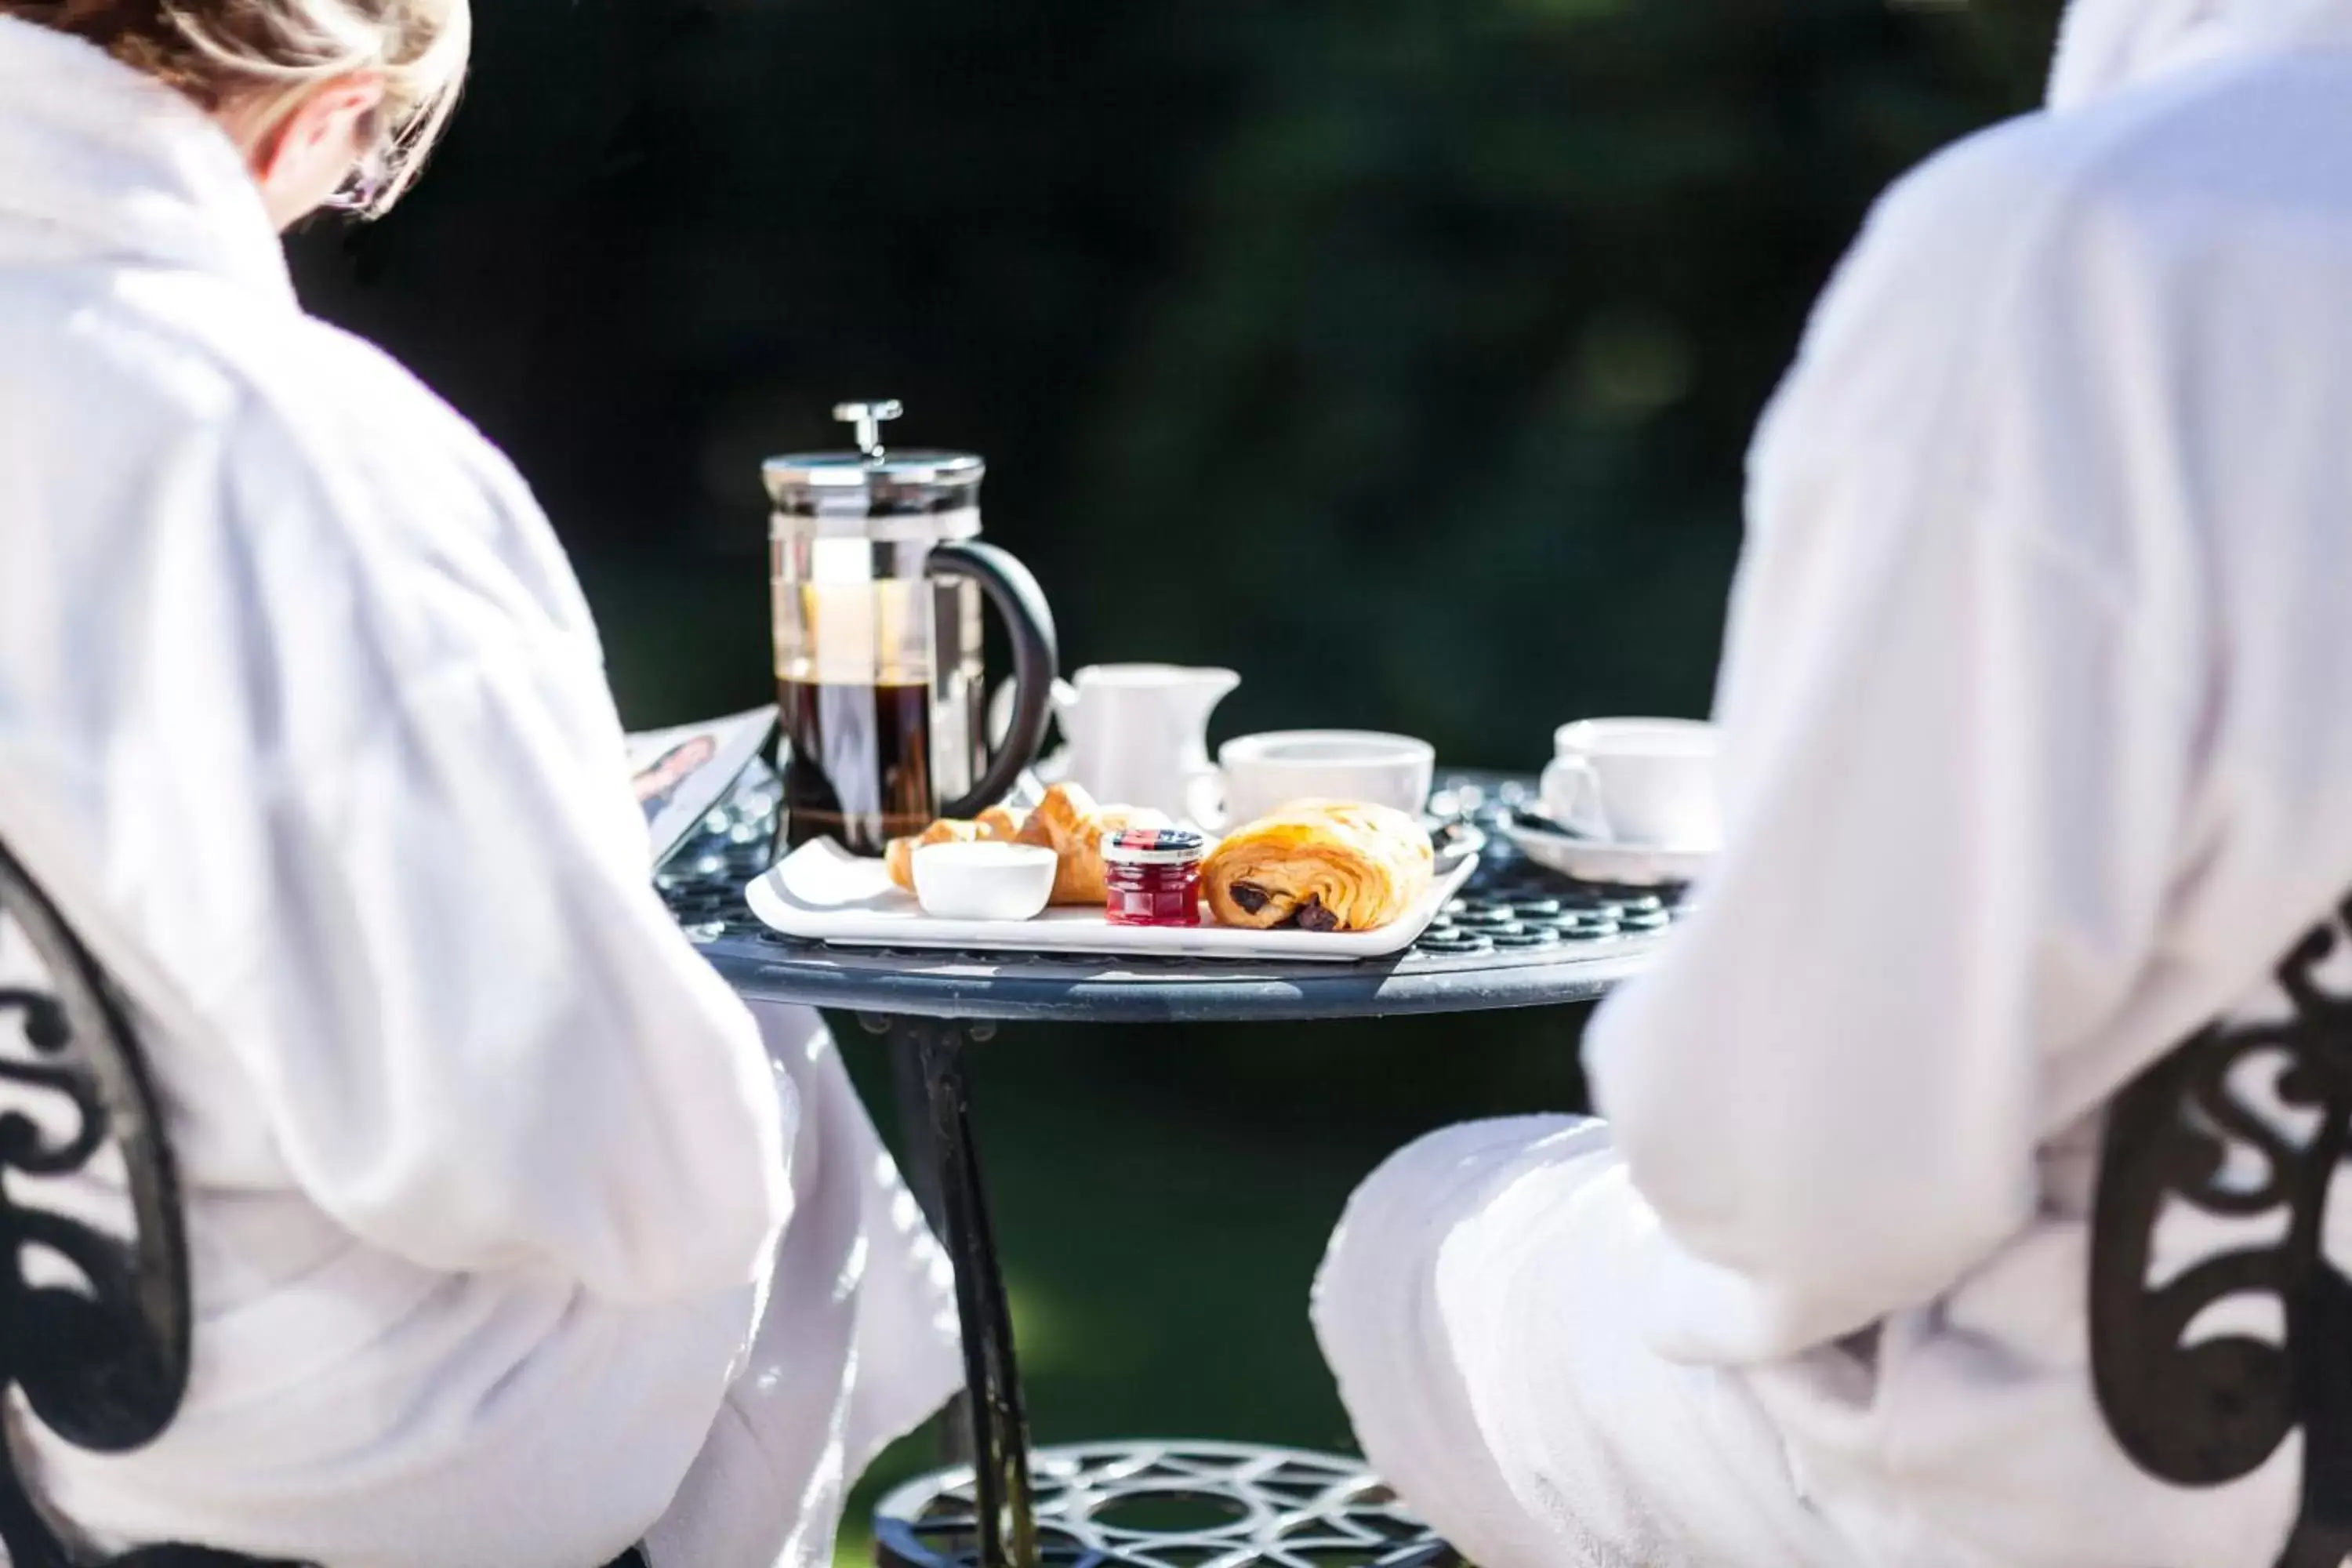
top-left (746, 839), bottom-right (1478, 963)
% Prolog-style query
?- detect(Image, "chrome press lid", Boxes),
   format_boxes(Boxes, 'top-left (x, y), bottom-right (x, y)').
top-left (764, 400), bottom-right (985, 536)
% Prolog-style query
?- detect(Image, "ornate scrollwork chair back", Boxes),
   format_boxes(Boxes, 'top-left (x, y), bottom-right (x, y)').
top-left (2093, 891), bottom-right (2352, 1568)
top-left (0, 844), bottom-right (286, 1568)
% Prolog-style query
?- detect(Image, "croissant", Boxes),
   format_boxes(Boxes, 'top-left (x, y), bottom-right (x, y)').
top-left (1202, 800), bottom-right (1434, 931)
top-left (1012, 781), bottom-right (1095, 858)
top-left (1015, 782), bottom-right (1171, 905)
top-left (884, 806), bottom-right (1028, 891)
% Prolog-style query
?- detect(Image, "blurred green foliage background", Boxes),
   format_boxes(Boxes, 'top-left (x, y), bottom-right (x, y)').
top-left (288, 0), bottom-right (2063, 1555)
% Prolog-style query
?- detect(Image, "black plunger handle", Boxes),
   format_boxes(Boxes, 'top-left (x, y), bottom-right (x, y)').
top-left (931, 541), bottom-right (1059, 820)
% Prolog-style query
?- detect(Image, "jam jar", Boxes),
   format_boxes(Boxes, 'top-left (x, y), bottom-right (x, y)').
top-left (1101, 826), bottom-right (1207, 927)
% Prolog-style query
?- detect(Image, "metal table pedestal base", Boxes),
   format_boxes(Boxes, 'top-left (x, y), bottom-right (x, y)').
top-left (866, 1013), bottom-right (1038, 1568)
top-left (874, 1441), bottom-right (1457, 1568)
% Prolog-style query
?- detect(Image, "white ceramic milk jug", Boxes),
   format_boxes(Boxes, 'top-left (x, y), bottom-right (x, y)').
top-left (997, 663), bottom-right (1239, 822)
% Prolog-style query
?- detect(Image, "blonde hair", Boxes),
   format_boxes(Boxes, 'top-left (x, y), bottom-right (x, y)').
top-left (5, 0), bottom-right (471, 215)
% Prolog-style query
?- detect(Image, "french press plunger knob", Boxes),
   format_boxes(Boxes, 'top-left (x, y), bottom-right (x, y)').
top-left (832, 399), bottom-right (902, 460)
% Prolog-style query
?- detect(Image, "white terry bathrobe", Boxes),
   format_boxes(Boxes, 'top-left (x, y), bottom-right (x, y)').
top-left (0, 18), bottom-right (958, 1567)
top-left (1316, 2), bottom-right (2352, 1564)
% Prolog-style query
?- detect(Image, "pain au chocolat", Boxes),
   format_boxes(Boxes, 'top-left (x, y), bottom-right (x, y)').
top-left (1201, 800), bottom-right (1433, 931)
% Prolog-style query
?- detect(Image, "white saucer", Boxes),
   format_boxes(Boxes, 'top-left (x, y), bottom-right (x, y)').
top-left (1501, 819), bottom-right (1714, 888)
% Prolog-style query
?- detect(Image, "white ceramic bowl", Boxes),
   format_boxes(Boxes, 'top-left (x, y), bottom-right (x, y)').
top-left (911, 841), bottom-right (1059, 922)
top-left (1214, 731), bottom-right (1436, 827)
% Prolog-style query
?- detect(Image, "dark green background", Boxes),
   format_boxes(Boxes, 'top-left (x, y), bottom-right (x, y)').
top-left (288, 1), bottom-right (2062, 1555)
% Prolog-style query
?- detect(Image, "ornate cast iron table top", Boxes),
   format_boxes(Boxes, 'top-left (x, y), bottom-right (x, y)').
top-left (658, 768), bottom-right (1682, 1023)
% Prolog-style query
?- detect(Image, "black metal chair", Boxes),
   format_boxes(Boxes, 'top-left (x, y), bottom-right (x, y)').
top-left (0, 844), bottom-right (296, 1567)
top-left (2094, 890), bottom-right (2352, 1568)
top-left (0, 844), bottom-right (666, 1568)
top-left (880, 881), bottom-right (2352, 1568)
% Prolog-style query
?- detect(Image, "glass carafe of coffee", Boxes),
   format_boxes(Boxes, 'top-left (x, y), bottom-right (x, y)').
top-left (764, 401), bottom-right (1058, 855)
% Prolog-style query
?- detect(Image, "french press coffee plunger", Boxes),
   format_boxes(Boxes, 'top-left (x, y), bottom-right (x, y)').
top-left (764, 401), bottom-right (1059, 855)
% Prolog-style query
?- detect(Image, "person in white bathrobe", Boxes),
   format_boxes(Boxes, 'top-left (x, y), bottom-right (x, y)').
top-left (0, 5), bottom-right (958, 1565)
top-left (1316, 2), bottom-right (2352, 1565)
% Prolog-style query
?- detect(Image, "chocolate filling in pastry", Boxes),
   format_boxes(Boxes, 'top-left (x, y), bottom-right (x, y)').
top-left (1290, 898), bottom-right (1339, 932)
top-left (1229, 881), bottom-right (1272, 914)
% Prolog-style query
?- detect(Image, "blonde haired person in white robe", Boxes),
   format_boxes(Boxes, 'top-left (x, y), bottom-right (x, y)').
top-left (0, 4), bottom-right (957, 1563)
top-left (1316, 1), bottom-right (2352, 1564)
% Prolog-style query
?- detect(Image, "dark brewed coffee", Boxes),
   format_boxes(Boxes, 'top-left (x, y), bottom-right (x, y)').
top-left (779, 677), bottom-right (935, 855)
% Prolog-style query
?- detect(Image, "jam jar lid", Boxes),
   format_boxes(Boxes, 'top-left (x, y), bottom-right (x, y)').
top-left (1101, 826), bottom-right (1208, 866)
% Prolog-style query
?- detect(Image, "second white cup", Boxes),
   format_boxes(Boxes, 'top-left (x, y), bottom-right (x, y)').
top-left (1540, 717), bottom-right (1721, 850)
top-left (1207, 731), bottom-right (1436, 829)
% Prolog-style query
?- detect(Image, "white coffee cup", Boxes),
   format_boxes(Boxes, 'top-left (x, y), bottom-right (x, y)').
top-left (1207, 731), bottom-right (1436, 829)
top-left (1541, 717), bottom-right (1721, 850)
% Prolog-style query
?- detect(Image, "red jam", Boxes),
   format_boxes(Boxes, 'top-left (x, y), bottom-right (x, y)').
top-left (1101, 826), bottom-right (1207, 927)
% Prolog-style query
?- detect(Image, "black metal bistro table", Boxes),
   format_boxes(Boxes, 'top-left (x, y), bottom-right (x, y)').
top-left (655, 770), bottom-right (1680, 1568)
